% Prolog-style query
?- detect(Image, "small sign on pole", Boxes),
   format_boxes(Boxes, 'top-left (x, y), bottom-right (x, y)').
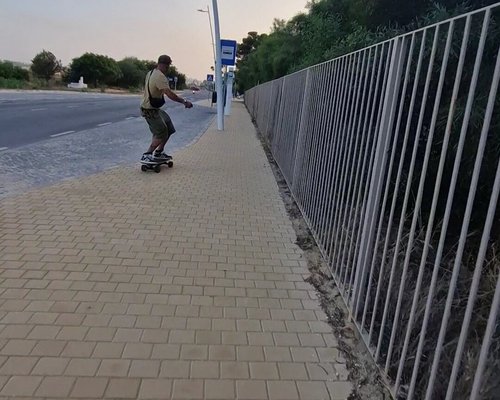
top-left (207, 74), bottom-right (214, 82)
top-left (220, 39), bottom-right (237, 66)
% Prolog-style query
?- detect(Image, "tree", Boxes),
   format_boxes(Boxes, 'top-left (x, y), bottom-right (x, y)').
top-left (0, 61), bottom-right (29, 81)
top-left (143, 60), bottom-right (157, 71)
top-left (116, 57), bottom-right (148, 88)
top-left (113, 57), bottom-right (187, 90)
top-left (237, 31), bottom-right (266, 61)
top-left (31, 50), bottom-right (61, 81)
top-left (349, 0), bottom-right (497, 29)
top-left (235, 0), bottom-right (496, 93)
top-left (68, 53), bottom-right (122, 87)
top-left (235, 31), bottom-right (270, 93)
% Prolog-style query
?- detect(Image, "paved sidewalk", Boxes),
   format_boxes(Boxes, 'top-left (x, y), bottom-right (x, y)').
top-left (0, 103), bottom-right (353, 399)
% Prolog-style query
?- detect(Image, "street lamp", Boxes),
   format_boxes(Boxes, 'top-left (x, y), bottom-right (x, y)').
top-left (197, 6), bottom-right (216, 71)
top-left (198, 1), bottom-right (223, 131)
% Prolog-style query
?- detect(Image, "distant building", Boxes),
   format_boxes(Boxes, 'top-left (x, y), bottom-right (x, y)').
top-left (67, 76), bottom-right (87, 89)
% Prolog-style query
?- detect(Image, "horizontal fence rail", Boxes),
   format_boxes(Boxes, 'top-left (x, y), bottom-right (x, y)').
top-left (245, 4), bottom-right (500, 399)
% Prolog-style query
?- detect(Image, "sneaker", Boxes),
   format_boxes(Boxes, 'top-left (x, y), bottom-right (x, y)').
top-left (141, 153), bottom-right (155, 163)
top-left (153, 152), bottom-right (172, 161)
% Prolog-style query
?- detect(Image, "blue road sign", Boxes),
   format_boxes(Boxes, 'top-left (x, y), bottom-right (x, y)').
top-left (220, 39), bottom-right (237, 66)
top-left (207, 74), bottom-right (214, 82)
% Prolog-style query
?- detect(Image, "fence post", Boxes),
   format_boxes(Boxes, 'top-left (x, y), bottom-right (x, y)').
top-left (351, 37), bottom-right (407, 313)
top-left (291, 69), bottom-right (312, 193)
top-left (265, 81), bottom-right (274, 138)
top-left (272, 77), bottom-right (287, 155)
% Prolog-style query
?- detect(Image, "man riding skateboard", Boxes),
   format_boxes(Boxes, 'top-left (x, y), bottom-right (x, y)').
top-left (140, 54), bottom-right (193, 163)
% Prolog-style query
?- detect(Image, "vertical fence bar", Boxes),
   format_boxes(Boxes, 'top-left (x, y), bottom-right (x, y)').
top-left (324, 53), bottom-right (357, 271)
top-left (337, 48), bottom-right (373, 289)
top-left (272, 77), bottom-right (286, 156)
top-left (407, 11), bottom-right (491, 399)
top-left (342, 48), bottom-right (383, 300)
top-left (296, 68), bottom-right (322, 207)
top-left (332, 52), bottom-right (366, 289)
top-left (424, 13), bottom-right (493, 400)
top-left (368, 31), bottom-right (426, 347)
top-left (349, 41), bottom-right (393, 302)
top-left (329, 53), bottom-right (361, 265)
top-left (385, 21), bottom-right (454, 375)
top-left (319, 56), bottom-right (352, 274)
top-left (347, 43), bottom-right (381, 322)
top-left (360, 33), bottom-right (416, 331)
top-left (352, 37), bottom-right (408, 315)
top-left (287, 73), bottom-right (307, 184)
top-left (311, 60), bottom-right (341, 231)
top-left (346, 44), bottom-right (387, 306)
top-left (393, 17), bottom-right (470, 395)
top-left (315, 58), bottom-right (348, 258)
top-left (420, 11), bottom-right (492, 400)
top-left (351, 36), bottom-right (405, 311)
top-left (264, 80), bottom-right (274, 137)
top-left (375, 26), bottom-right (440, 362)
top-left (308, 62), bottom-right (336, 235)
top-left (277, 72), bottom-right (306, 184)
top-left (291, 69), bottom-right (312, 194)
top-left (303, 64), bottom-right (331, 221)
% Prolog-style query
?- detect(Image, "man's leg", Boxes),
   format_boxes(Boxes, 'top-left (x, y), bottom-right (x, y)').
top-left (153, 136), bottom-right (169, 154)
top-left (154, 110), bottom-right (176, 156)
top-left (145, 137), bottom-right (163, 154)
top-left (141, 109), bottom-right (160, 158)
top-left (141, 109), bottom-right (169, 159)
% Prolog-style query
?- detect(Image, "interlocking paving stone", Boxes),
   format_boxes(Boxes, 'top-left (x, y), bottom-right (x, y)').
top-left (0, 102), bottom-right (354, 399)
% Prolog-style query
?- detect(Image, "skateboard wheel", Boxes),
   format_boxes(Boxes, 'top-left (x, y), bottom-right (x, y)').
top-left (141, 165), bottom-right (148, 172)
top-left (154, 165), bottom-right (161, 173)
top-left (168, 162), bottom-right (173, 168)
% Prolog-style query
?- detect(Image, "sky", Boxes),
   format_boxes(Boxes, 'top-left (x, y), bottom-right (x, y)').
top-left (0, 0), bottom-right (308, 81)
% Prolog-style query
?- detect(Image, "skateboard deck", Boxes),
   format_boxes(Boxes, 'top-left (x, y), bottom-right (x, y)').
top-left (140, 159), bottom-right (173, 173)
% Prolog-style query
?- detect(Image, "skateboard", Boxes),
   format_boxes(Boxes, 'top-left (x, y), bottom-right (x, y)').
top-left (140, 159), bottom-right (173, 173)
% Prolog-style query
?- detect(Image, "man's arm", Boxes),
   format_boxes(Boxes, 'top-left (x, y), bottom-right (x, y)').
top-left (162, 87), bottom-right (193, 108)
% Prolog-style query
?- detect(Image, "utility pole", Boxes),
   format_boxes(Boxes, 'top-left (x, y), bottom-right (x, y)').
top-left (196, 6), bottom-right (216, 69)
top-left (212, 0), bottom-right (224, 130)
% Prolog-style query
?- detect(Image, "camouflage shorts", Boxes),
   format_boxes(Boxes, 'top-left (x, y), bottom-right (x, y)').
top-left (141, 108), bottom-right (176, 140)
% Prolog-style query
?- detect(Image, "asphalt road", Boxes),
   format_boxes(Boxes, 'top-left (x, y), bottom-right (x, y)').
top-left (0, 89), bottom-right (215, 198)
top-left (0, 90), bottom-right (202, 149)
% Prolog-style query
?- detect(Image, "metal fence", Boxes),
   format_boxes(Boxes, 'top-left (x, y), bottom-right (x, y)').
top-left (245, 4), bottom-right (500, 400)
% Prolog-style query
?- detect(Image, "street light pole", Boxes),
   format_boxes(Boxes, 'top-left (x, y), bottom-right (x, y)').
top-left (211, 0), bottom-right (224, 130)
top-left (196, 6), bottom-right (216, 67)
top-left (197, 2), bottom-right (223, 130)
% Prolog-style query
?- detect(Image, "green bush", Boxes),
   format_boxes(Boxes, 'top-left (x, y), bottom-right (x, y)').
top-left (0, 61), bottom-right (29, 81)
top-left (0, 77), bottom-right (26, 89)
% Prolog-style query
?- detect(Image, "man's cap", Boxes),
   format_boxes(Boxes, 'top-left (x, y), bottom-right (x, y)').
top-left (158, 55), bottom-right (172, 65)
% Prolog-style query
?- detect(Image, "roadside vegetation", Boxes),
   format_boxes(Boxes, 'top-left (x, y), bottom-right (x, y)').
top-left (235, 0), bottom-right (497, 93)
top-left (0, 50), bottom-right (187, 92)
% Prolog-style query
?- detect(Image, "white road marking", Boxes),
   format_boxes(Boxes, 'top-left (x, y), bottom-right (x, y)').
top-left (67, 105), bottom-right (79, 108)
top-left (0, 147), bottom-right (8, 151)
top-left (31, 108), bottom-right (47, 111)
top-left (125, 117), bottom-right (135, 120)
top-left (50, 130), bottom-right (75, 137)
top-left (98, 122), bottom-right (112, 127)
